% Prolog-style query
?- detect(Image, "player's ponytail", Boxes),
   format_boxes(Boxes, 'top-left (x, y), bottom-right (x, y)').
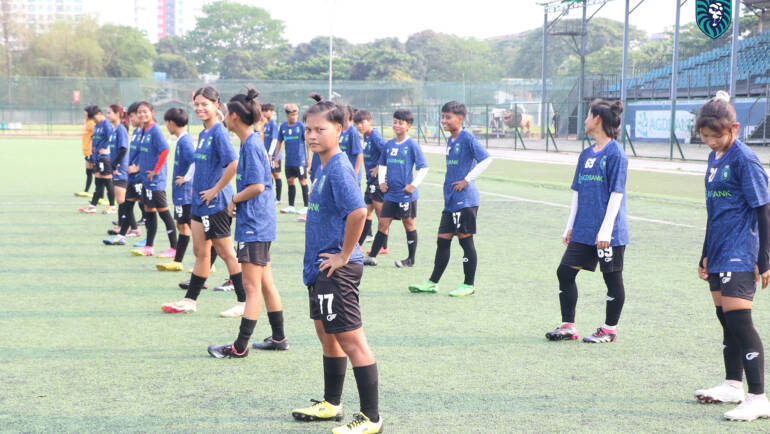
top-left (696, 91), bottom-right (737, 134)
top-left (589, 98), bottom-right (623, 139)
top-left (110, 103), bottom-right (129, 130)
top-left (305, 92), bottom-right (346, 126)
top-left (227, 87), bottom-right (262, 126)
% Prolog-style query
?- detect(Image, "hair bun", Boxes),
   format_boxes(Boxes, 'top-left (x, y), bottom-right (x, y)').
top-left (245, 88), bottom-right (259, 101)
top-left (610, 101), bottom-right (623, 114)
top-left (309, 93), bottom-right (323, 103)
top-left (714, 90), bottom-right (730, 103)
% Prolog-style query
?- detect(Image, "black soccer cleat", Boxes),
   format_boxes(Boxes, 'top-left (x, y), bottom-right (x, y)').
top-left (394, 258), bottom-right (414, 268)
top-left (545, 324), bottom-right (580, 341)
top-left (178, 280), bottom-right (208, 290)
top-left (107, 228), bottom-right (119, 235)
top-left (252, 336), bottom-right (290, 351)
top-left (207, 343), bottom-right (248, 358)
top-left (362, 255), bottom-right (378, 266)
top-left (582, 327), bottom-right (617, 343)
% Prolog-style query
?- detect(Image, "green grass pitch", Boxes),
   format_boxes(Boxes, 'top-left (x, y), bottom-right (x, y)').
top-left (1, 137), bottom-right (768, 432)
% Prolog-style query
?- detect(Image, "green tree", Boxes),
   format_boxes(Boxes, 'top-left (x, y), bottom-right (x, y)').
top-left (405, 30), bottom-right (499, 81)
top-left (20, 17), bottom-right (104, 76)
top-left (98, 24), bottom-right (155, 78)
top-left (153, 53), bottom-right (198, 79)
top-left (156, 35), bottom-right (189, 55)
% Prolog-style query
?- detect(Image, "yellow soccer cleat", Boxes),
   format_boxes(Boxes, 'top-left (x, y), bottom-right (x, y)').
top-left (292, 399), bottom-right (344, 422)
top-left (332, 413), bottom-right (383, 434)
top-left (74, 191), bottom-right (90, 198)
top-left (156, 261), bottom-right (184, 272)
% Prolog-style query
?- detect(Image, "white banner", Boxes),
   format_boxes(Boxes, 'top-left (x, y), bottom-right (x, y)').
top-left (634, 110), bottom-right (694, 140)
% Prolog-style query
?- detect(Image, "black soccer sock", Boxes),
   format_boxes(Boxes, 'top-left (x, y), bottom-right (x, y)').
top-left (231, 272), bottom-right (246, 303)
top-left (724, 309), bottom-right (765, 394)
top-left (301, 183), bottom-right (309, 207)
top-left (184, 273), bottom-right (207, 300)
top-left (359, 219), bottom-right (372, 246)
top-left (119, 201), bottom-right (136, 235)
top-left (90, 178), bottom-right (104, 206)
top-left (275, 178), bottom-right (282, 201)
top-left (145, 211), bottom-right (157, 247)
top-left (116, 202), bottom-right (127, 228)
top-left (602, 271), bottom-right (625, 327)
top-left (288, 184), bottom-right (296, 207)
top-left (127, 201), bottom-right (137, 229)
top-left (406, 229), bottom-right (418, 261)
top-left (140, 207), bottom-right (148, 224)
top-left (429, 238), bottom-right (452, 283)
top-left (459, 236), bottom-right (477, 286)
top-left (323, 356), bottom-right (348, 406)
top-left (369, 231), bottom-right (388, 258)
top-left (106, 178), bottom-right (115, 206)
top-left (84, 168), bottom-right (93, 192)
top-left (233, 317), bottom-right (257, 354)
top-left (353, 363), bottom-right (379, 423)
top-left (210, 245), bottom-right (218, 266)
top-left (267, 310), bottom-right (285, 341)
top-left (174, 234), bottom-right (190, 263)
top-left (158, 209), bottom-right (177, 248)
top-left (716, 306), bottom-right (744, 382)
top-left (557, 264), bottom-right (579, 323)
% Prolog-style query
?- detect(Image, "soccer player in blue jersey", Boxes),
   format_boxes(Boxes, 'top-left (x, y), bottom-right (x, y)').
top-left (261, 103), bottom-right (282, 203)
top-left (162, 87), bottom-right (247, 317)
top-left (409, 101), bottom-right (492, 297)
top-left (101, 104), bottom-right (130, 237)
top-left (545, 99), bottom-right (628, 344)
top-left (289, 95), bottom-right (382, 434)
top-left (129, 102), bottom-right (178, 259)
top-left (275, 103), bottom-right (310, 215)
top-left (691, 92), bottom-right (770, 422)
top-left (155, 107), bottom-right (195, 272)
top-left (104, 103), bottom-right (143, 245)
top-left (79, 106), bottom-right (114, 214)
top-left (365, 109), bottom-right (428, 268)
top-left (207, 88), bottom-right (289, 357)
top-left (340, 105), bottom-right (364, 180)
top-left (354, 109), bottom-right (388, 251)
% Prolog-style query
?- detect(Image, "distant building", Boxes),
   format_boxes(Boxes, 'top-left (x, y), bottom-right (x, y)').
top-left (133, 0), bottom-right (202, 43)
top-left (8, 0), bottom-right (86, 33)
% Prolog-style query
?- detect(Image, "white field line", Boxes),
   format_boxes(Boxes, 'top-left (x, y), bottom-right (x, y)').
top-left (423, 182), bottom-right (700, 229)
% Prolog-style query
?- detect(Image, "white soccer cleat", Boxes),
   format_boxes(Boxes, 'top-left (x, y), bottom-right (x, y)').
top-left (161, 299), bottom-right (197, 314)
top-left (220, 302), bottom-right (245, 318)
top-left (296, 207), bottom-right (308, 215)
top-left (695, 381), bottom-right (745, 404)
top-left (724, 394), bottom-right (770, 421)
top-left (280, 206), bottom-right (296, 214)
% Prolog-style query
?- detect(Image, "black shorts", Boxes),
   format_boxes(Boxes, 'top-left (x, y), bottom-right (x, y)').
top-left (438, 207), bottom-right (478, 235)
top-left (174, 204), bottom-right (191, 225)
top-left (286, 165), bottom-right (307, 180)
top-left (237, 241), bottom-right (271, 266)
top-left (84, 155), bottom-right (91, 162)
top-left (708, 272), bottom-right (757, 301)
top-left (364, 181), bottom-right (384, 204)
top-left (271, 159), bottom-right (281, 174)
top-left (192, 209), bottom-right (232, 240)
top-left (126, 182), bottom-right (143, 200)
top-left (561, 241), bottom-right (625, 273)
top-left (308, 263), bottom-right (364, 334)
top-left (96, 157), bottom-right (112, 175)
top-left (380, 200), bottom-right (417, 220)
top-left (142, 189), bottom-right (168, 209)
top-left (113, 179), bottom-right (127, 189)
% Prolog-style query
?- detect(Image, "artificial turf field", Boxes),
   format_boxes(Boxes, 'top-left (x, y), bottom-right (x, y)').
top-left (2, 137), bottom-right (770, 433)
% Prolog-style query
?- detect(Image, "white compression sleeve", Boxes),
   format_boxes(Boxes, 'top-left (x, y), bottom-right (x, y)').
top-left (378, 165), bottom-right (387, 185)
top-left (597, 192), bottom-right (624, 242)
top-left (562, 191), bottom-right (579, 238)
top-left (464, 157), bottom-right (492, 183)
top-left (411, 167), bottom-right (429, 187)
top-left (183, 163), bottom-right (195, 182)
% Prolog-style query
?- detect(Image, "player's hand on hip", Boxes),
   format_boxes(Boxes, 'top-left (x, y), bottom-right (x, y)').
top-left (319, 252), bottom-right (348, 277)
top-left (199, 188), bottom-right (216, 206)
top-left (145, 170), bottom-right (156, 181)
top-left (698, 257), bottom-right (709, 281)
top-left (402, 184), bottom-right (415, 194)
top-left (452, 180), bottom-right (468, 191)
top-left (562, 230), bottom-right (571, 246)
top-left (379, 183), bottom-right (388, 193)
top-left (175, 176), bottom-right (185, 187)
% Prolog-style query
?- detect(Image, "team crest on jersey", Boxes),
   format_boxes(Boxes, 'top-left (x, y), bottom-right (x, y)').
top-left (696, 0), bottom-right (731, 39)
top-left (600, 156), bottom-right (607, 170)
top-left (721, 165), bottom-right (731, 182)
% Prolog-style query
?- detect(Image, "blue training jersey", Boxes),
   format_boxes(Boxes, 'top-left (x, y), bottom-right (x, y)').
top-left (705, 140), bottom-right (770, 273)
top-left (138, 123), bottom-right (169, 191)
top-left (191, 122), bottom-right (237, 217)
top-left (172, 132), bottom-right (195, 206)
top-left (92, 119), bottom-right (113, 163)
top-left (263, 118), bottom-right (277, 155)
top-left (444, 128), bottom-right (490, 212)
top-left (235, 132), bottom-right (276, 243)
top-left (310, 152), bottom-right (321, 184)
top-left (363, 128), bottom-right (386, 184)
top-left (378, 137), bottom-right (428, 203)
top-left (303, 152), bottom-right (366, 286)
top-left (127, 127), bottom-right (143, 184)
top-left (339, 125), bottom-right (363, 179)
top-left (109, 123), bottom-right (129, 181)
top-left (277, 121), bottom-right (306, 167)
top-left (570, 139), bottom-right (629, 247)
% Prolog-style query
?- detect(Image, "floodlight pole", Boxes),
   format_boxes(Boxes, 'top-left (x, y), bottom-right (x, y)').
top-left (728, 0), bottom-right (741, 100)
top-left (620, 0), bottom-right (630, 148)
top-left (329, 32), bottom-right (333, 101)
top-left (576, 0), bottom-right (587, 141)
top-left (669, 0), bottom-right (682, 159)
top-left (541, 8), bottom-right (548, 140)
